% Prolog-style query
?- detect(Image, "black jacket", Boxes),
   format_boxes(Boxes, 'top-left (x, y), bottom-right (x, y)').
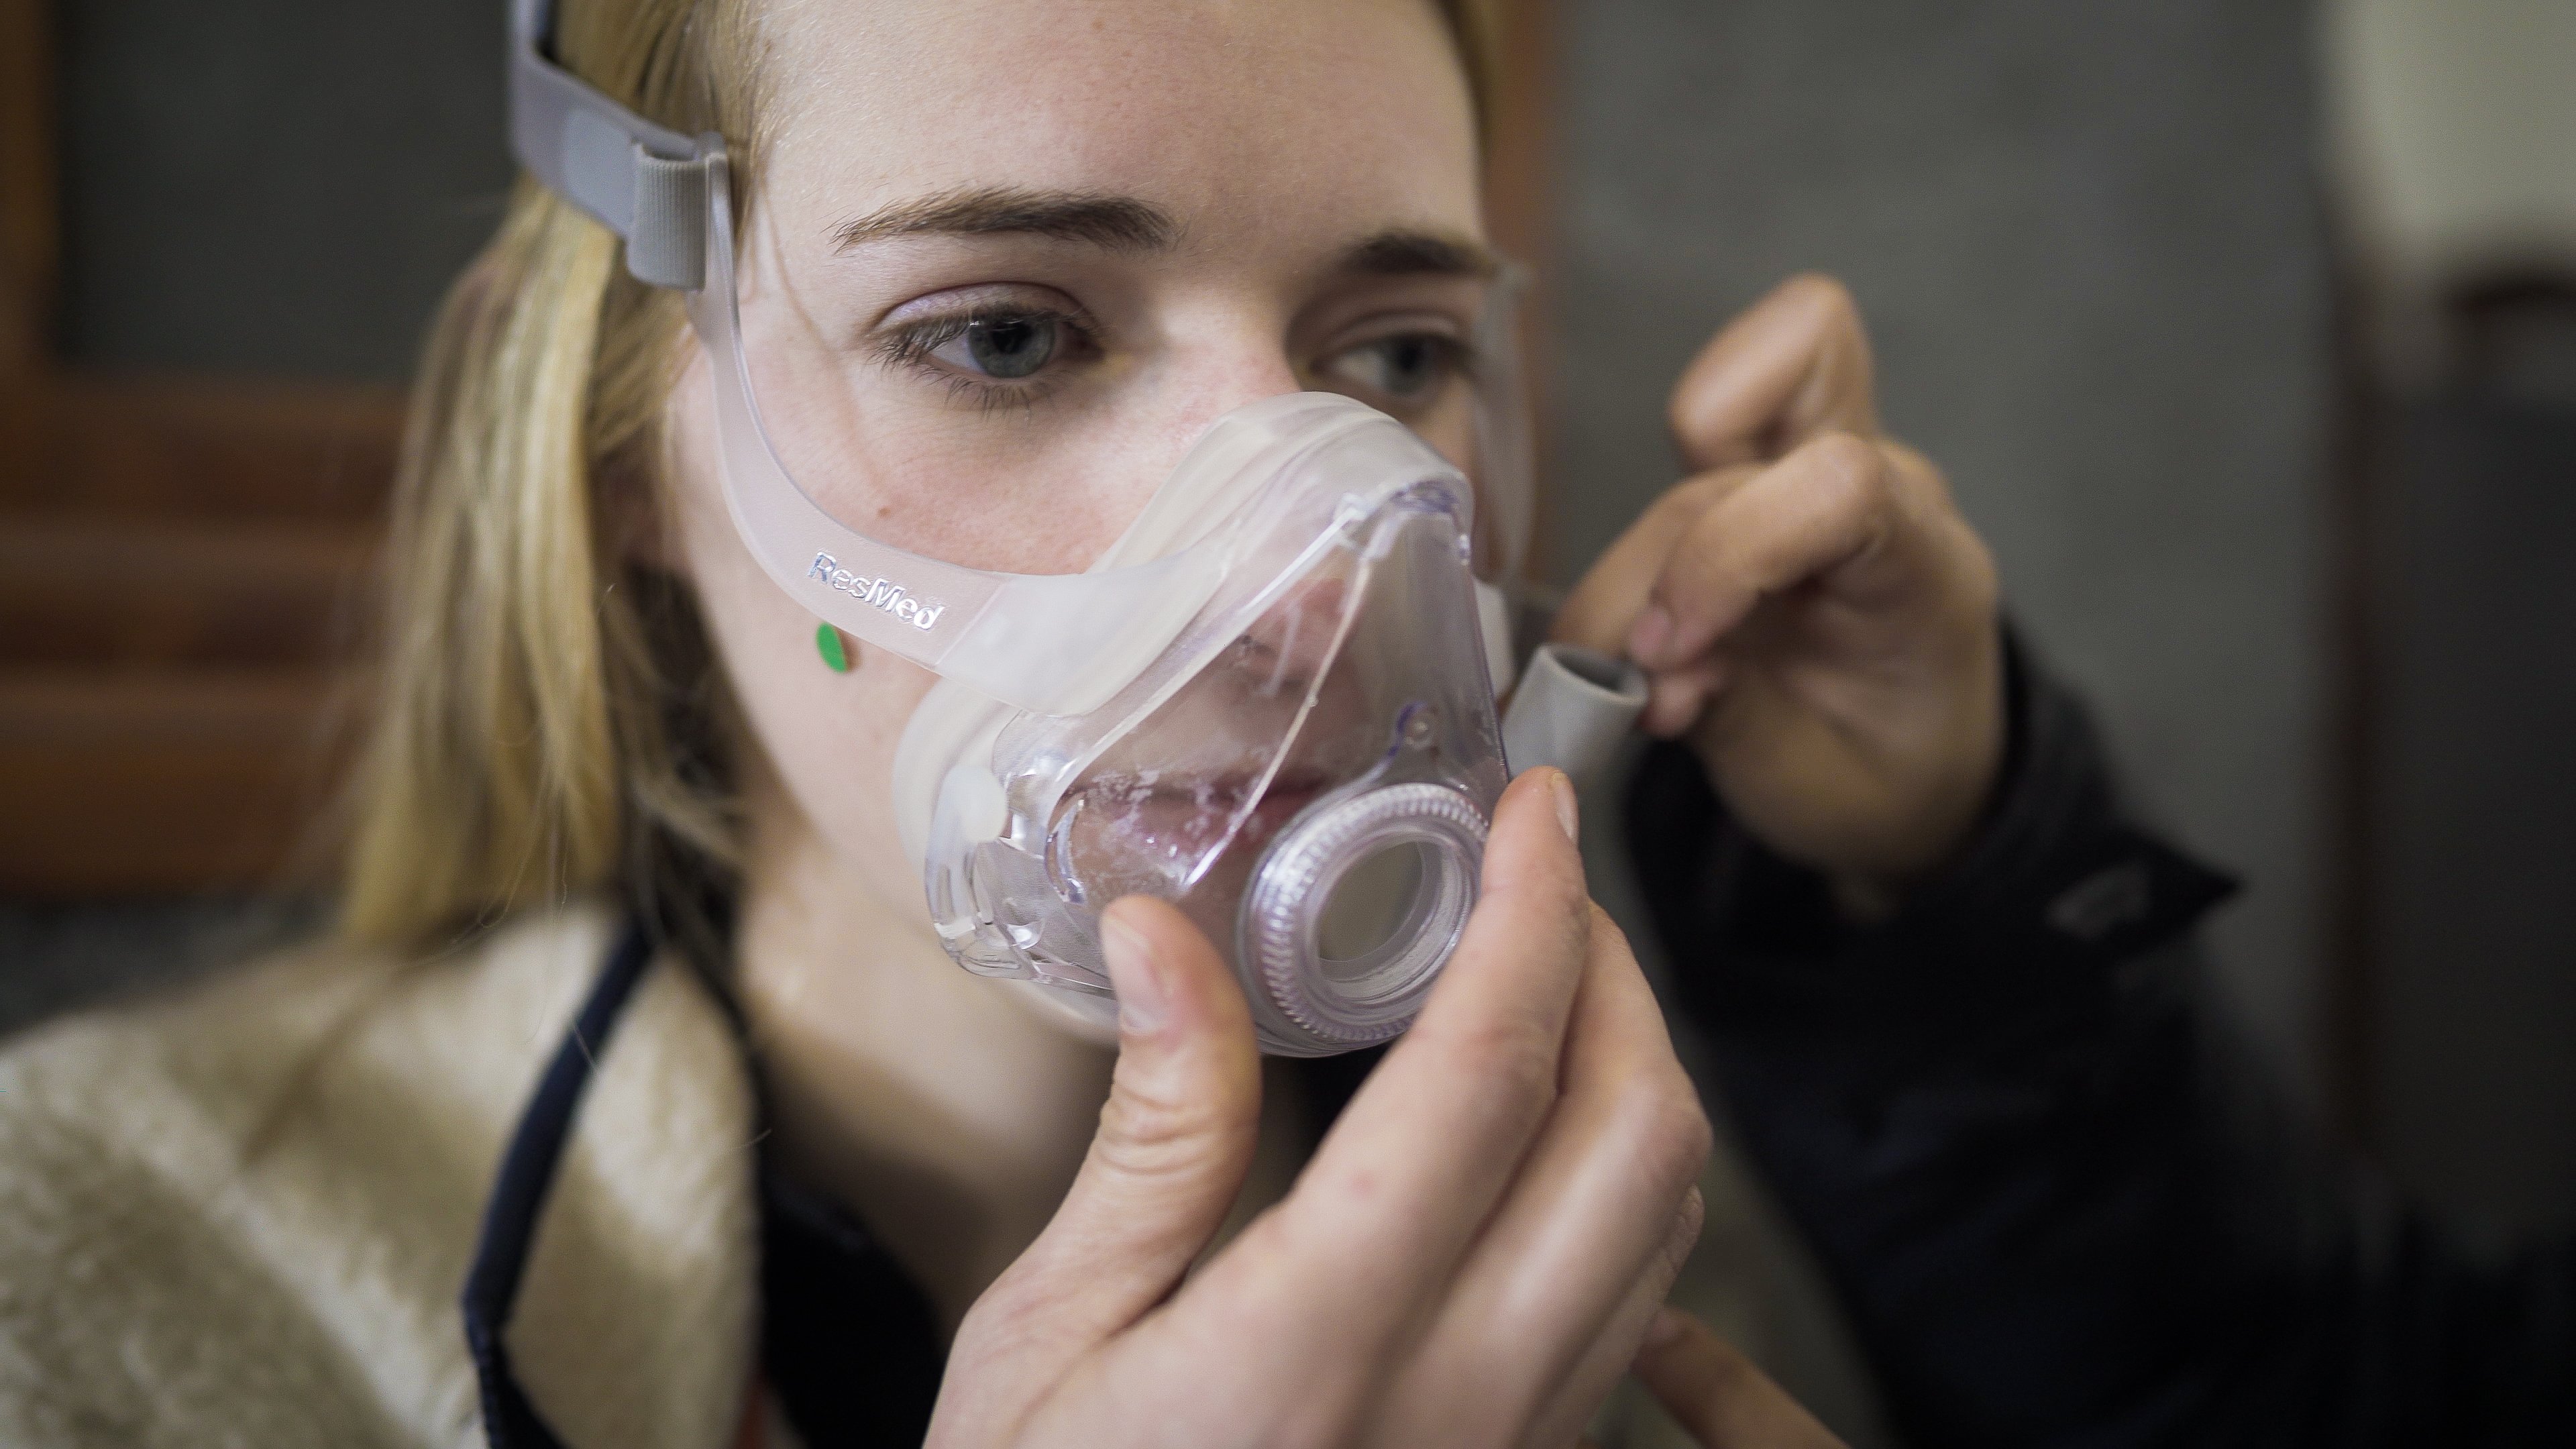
top-left (1628, 639), bottom-right (2576, 1447)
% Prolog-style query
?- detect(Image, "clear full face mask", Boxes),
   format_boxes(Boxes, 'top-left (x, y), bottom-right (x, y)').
top-left (508, 0), bottom-right (1633, 1055)
top-left (890, 394), bottom-right (1511, 1053)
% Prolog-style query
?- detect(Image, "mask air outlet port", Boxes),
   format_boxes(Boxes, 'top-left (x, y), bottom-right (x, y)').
top-left (1238, 781), bottom-right (1487, 1055)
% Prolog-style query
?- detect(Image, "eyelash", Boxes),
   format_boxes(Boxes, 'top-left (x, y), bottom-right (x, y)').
top-left (871, 303), bottom-right (1478, 417)
top-left (874, 303), bottom-right (1102, 415)
top-left (1356, 330), bottom-right (1477, 382)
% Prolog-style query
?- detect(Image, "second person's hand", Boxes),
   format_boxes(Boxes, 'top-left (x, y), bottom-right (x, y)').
top-left (1552, 274), bottom-right (2004, 915)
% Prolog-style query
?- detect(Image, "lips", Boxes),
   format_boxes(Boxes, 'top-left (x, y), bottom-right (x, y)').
top-left (1106, 767), bottom-right (1330, 845)
top-left (1242, 770), bottom-right (1332, 846)
top-left (1060, 763), bottom-right (1335, 891)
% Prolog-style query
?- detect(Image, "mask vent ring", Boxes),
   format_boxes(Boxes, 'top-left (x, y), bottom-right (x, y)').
top-left (1240, 782), bottom-right (1488, 1052)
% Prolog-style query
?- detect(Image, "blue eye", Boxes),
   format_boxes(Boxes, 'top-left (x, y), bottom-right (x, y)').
top-left (936, 315), bottom-right (1059, 379)
top-left (1321, 333), bottom-right (1466, 405)
top-left (879, 294), bottom-right (1101, 411)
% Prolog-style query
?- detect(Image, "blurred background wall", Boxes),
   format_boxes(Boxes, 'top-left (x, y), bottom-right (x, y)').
top-left (1548, 4), bottom-right (2332, 1438)
top-left (1550, 6), bottom-right (2576, 1436)
top-left (2321, 0), bottom-right (2576, 1241)
top-left (60, 0), bottom-right (508, 378)
top-left (1549, 0), bottom-right (2335, 1092)
top-left (0, 0), bottom-right (513, 1030)
top-left (5, 0), bottom-right (2573, 1443)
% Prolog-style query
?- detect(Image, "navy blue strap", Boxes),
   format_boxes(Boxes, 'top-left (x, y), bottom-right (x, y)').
top-left (462, 919), bottom-right (655, 1449)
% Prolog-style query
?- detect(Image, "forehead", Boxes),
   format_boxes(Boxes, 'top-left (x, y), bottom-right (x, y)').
top-left (751, 0), bottom-right (1483, 249)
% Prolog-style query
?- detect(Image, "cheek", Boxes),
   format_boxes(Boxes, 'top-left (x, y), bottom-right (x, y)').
top-left (667, 368), bottom-right (934, 913)
top-left (1412, 393), bottom-right (1477, 475)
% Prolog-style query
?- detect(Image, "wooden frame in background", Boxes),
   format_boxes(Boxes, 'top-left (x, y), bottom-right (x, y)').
top-left (1, 0), bottom-right (402, 896)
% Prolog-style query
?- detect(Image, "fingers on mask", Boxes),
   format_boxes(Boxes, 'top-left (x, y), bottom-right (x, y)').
top-left (987, 896), bottom-right (1263, 1337)
top-left (1240, 769), bottom-right (1595, 1356)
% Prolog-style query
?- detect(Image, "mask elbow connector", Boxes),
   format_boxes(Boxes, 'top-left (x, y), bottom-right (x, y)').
top-left (1501, 643), bottom-right (1649, 791)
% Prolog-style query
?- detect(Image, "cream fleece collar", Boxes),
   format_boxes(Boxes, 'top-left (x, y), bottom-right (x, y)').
top-left (0, 905), bottom-right (762, 1449)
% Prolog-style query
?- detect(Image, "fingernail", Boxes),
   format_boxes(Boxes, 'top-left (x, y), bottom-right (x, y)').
top-left (1644, 1305), bottom-right (1689, 1351)
top-left (1101, 910), bottom-right (1169, 1034)
top-left (1629, 604), bottom-right (1674, 663)
top-left (1548, 769), bottom-right (1580, 843)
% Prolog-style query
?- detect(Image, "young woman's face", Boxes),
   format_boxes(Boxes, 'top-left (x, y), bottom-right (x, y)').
top-left (665, 0), bottom-right (1493, 947)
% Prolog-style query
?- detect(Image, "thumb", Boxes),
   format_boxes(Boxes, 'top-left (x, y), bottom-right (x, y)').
top-left (973, 896), bottom-right (1264, 1346)
top-left (1634, 1308), bottom-right (1846, 1449)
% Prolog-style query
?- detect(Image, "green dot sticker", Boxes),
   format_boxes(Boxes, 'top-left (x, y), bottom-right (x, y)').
top-left (815, 622), bottom-right (853, 674)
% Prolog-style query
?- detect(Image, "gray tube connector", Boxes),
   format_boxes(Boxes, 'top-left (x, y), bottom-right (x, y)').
top-left (1500, 643), bottom-right (1650, 789)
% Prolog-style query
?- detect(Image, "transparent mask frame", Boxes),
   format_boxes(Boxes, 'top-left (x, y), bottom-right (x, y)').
top-left (906, 407), bottom-right (1514, 1053)
top-left (508, 0), bottom-right (1541, 1052)
top-left (683, 157), bottom-right (1534, 719)
top-left (506, 0), bottom-right (1537, 710)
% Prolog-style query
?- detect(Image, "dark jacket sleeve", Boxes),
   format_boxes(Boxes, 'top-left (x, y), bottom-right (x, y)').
top-left (1627, 634), bottom-right (2576, 1448)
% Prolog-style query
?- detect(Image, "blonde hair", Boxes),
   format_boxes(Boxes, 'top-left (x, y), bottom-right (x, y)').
top-left (339, 0), bottom-right (1497, 954)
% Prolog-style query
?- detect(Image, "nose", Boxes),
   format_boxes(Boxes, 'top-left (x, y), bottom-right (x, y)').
top-left (1142, 309), bottom-right (1310, 470)
top-left (1240, 576), bottom-right (1352, 691)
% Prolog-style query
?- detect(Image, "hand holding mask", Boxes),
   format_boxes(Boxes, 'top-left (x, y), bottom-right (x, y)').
top-left (928, 770), bottom-right (1715, 1449)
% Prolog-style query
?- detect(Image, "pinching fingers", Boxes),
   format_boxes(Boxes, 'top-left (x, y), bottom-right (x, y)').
top-left (1627, 433), bottom-right (1897, 672)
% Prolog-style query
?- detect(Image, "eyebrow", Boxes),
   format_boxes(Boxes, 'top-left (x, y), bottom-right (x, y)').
top-left (833, 186), bottom-right (1180, 252)
top-left (1336, 228), bottom-right (1501, 280)
top-left (830, 191), bottom-right (1499, 283)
